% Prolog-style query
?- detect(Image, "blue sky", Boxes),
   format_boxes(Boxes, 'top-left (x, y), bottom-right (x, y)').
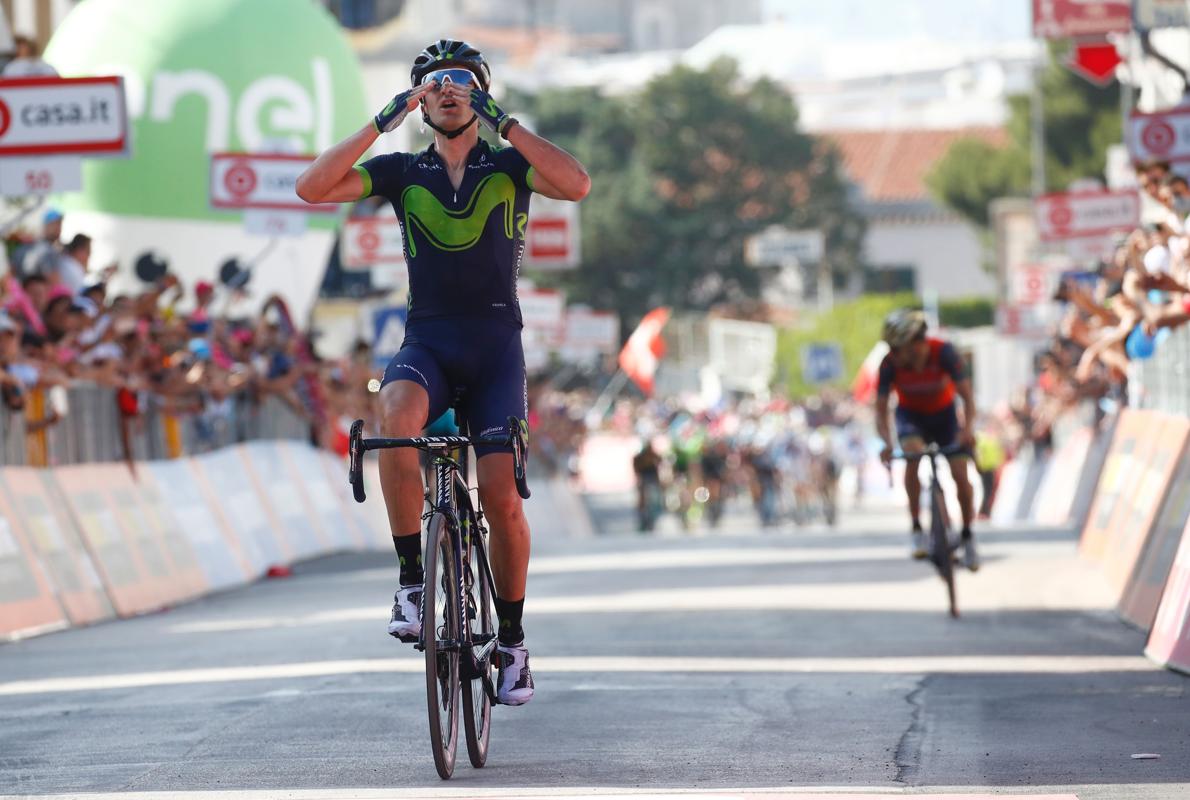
top-left (762, 0), bottom-right (1031, 43)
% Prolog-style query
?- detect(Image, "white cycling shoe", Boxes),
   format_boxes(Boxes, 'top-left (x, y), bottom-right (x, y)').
top-left (495, 641), bottom-right (535, 706)
top-left (387, 584), bottom-right (422, 642)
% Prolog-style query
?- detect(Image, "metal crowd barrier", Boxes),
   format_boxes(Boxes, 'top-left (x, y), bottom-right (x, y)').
top-left (0, 384), bottom-right (312, 467)
top-left (1134, 325), bottom-right (1190, 418)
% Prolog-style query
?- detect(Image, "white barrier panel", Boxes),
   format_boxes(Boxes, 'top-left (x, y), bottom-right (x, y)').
top-left (279, 441), bottom-right (362, 551)
top-left (991, 457), bottom-right (1029, 526)
top-left (238, 441), bottom-right (332, 561)
top-left (0, 472), bottom-right (69, 640)
top-left (190, 447), bottom-right (290, 572)
top-left (1, 468), bottom-right (113, 627)
top-left (144, 460), bottom-right (253, 591)
top-left (320, 451), bottom-right (390, 549)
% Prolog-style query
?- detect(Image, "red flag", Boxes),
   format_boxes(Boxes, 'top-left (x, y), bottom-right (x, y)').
top-left (851, 340), bottom-right (889, 405)
top-left (618, 307), bottom-right (670, 396)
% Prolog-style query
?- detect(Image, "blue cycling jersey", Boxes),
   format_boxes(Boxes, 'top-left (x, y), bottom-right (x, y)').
top-left (356, 140), bottom-right (534, 325)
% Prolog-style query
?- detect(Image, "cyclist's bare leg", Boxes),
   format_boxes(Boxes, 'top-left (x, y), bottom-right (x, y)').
top-left (901, 437), bottom-right (926, 526)
top-left (476, 453), bottom-right (530, 602)
top-left (946, 454), bottom-right (976, 532)
top-left (378, 381), bottom-right (430, 540)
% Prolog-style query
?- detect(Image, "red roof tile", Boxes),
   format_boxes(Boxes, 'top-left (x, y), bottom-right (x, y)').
top-left (823, 127), bottom-right (1009, 203)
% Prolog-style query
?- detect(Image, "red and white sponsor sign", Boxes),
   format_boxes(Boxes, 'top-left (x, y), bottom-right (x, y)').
top-left (519, 288), bottom-right (566, 338)
top-left (1034, 190), bottom-right (1139, 241)
top-left (1128, 105), bottom-right (1190, 164)
top-left (1032, 0), bottom-right (1131, 38)
top-left (525, 196), bottom-right (580, 270)
top-left (1012, 264), bottom-right (1053, 306)
top-left (0, 76), bottom-right (127, 157)
top-left (210, 153), bottom-right (336, 213)
top-left (340, 216), bottom-right (405, 269)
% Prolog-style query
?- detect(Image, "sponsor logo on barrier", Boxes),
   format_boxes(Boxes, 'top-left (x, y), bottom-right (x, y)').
top-left (1146, 515), bottom-right (1190, 672)
top-left (1121, 454), bottom-right (1190, 630)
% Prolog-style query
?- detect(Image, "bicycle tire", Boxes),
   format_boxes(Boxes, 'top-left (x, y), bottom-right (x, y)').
top-left (929, 483), bottom-right (959, 618)
top-left (461, 506), bottom-right (494, 768)
top-left (423, 512), bottom-right (460, 779)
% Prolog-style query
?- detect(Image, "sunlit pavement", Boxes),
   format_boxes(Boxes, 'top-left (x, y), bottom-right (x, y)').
top-left (1, 499), bottom-right (1187, 800)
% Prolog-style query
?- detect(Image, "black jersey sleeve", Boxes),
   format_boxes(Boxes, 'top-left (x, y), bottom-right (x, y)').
top-left (938, 342), bottom-right (966, 382)
top-left (356, 152), bottom-right (416, 200)
top-left (494, 146), bottom-right (534, 193)
top-left (876, 354), bottom-right (896, 397)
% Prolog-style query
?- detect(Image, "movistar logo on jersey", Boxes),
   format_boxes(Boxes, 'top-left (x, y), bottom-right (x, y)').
top-left (401, 173), bottom-right (517, 257)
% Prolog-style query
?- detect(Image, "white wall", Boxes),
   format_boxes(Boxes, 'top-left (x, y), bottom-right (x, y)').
top-left (864, 216), bottom-right (997, 300)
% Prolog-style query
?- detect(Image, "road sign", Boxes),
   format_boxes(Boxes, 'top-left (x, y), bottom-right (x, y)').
top-left (209, 153), bottom-right (336, 213)
top-left (708, 318), bottom-right (777, 394)
top-left (0, 76), bottom-right (128, 157)
top-left (1128, 105), bottom-right (1190, 164)
top-left (1012, 264), bottom-right (1053, 306)
top-left (371, 306), bottom-right (407, 369)
top-left (519, 288), bottom-right (566, 342)
top-left (1034, 190), bottom-right (1139, 241)
top-left (524, 196), bottom-right (580, 270)
top-left (1135, 0), bottom-right (1189, 31)
top-left (558, 308), bottom-right (618, 363)
top-left (243, 210), bottom-right (307, 238)
top-left (341, 217), bottom-right (405, 270)
top-left (746, 227), bottom-right (824, 267)
top-left (0, 155), bottom-right (82, 196)
top-left (800, 342), bottom-right (844, 385)
top-left (1066, 40), bottom-right (1122, 86)
top-left (1032, 0), bottom-right (1131, 38)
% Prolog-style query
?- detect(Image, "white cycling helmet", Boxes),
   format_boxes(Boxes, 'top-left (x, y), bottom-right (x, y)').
top-left (882, 309), bottom-right (927, 348)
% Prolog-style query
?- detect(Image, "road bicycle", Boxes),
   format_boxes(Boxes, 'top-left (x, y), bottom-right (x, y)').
top-left (348, 410), bottom-right (530, 780)
top-left (891, 443), bottom-right (968, 618)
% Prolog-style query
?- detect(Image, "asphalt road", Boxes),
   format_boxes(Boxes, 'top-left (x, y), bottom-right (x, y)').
top-left (1, 499), bottom-right (1187, 800)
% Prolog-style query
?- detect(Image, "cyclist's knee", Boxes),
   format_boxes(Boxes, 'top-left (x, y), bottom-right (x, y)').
top-left (480, 482), bottom-right (524, 527)
top-left (380, 384), bottom-right (429, 436)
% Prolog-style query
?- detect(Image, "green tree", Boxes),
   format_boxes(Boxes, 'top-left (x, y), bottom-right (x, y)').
top-left (927, 42), bottom-right (1123, 228)
top-left (515, 59), bottom-right (864, 328)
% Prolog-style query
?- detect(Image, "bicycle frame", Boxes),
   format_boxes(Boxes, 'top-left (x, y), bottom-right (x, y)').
top-left (347, 414), bottom-right (529, 700)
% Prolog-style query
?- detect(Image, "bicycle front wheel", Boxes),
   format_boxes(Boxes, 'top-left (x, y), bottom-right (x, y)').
top-left (929, 483), bottom-right (958, 618)
top-left (461, 508), bottom-right (494, 768)
top-left (423, 513), bottom-right (460, 779)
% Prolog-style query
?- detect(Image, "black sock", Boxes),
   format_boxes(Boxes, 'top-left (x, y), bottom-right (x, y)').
top-left (912, 519), bottom-right (923, 533)
top-left (961, 526), bottom-right (973, 541)
top-left (393, 534), bottom-right (423, 586)
top-left (494, 596), bottom-right (524, 645)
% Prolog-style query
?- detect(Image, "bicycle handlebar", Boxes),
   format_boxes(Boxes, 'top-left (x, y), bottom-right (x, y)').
top-left (887, 442), bottom-right (971, 460)
top-left (347, 417), bottom-right (531, 503)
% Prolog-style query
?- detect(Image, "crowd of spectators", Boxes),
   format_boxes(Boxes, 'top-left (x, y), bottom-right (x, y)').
top-left (1, 207), bottom-right (378, 458)
top-left (1023, 160), bottom-right (1190, 443)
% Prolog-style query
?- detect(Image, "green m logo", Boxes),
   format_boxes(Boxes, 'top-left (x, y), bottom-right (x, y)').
top-left (401, 173), bottom-right (517, 257)
top-left (485, 98), bottom-right (500, 117)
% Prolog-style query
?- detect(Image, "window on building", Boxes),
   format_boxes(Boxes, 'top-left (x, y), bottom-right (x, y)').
top-left (863, 266), bottom-right (916, 294)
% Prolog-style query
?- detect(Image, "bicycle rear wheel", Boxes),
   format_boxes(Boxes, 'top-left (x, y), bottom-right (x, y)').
top-left (423, 513), bottom-right (460, 779)
top-left (461, 508), bottom-right (494, 768)
top-left (929, 482), bottom-right (958, 618)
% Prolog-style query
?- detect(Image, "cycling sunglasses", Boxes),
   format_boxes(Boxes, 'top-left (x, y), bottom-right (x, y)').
top-left (419, 68), bottom-right (478, 87)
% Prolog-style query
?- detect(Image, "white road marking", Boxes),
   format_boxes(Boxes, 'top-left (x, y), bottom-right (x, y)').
top-left (0, 655), bottom-right (1154, 696)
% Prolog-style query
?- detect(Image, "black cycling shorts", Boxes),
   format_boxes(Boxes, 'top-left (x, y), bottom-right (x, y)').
top-left (381, 317), bottom-right (526, 457)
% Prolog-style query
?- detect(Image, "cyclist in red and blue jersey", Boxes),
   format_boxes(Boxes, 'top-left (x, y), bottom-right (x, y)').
top-left (875, 310), bottom-right (980, 570)
top-left (297, 40), bottom-right (590, 706)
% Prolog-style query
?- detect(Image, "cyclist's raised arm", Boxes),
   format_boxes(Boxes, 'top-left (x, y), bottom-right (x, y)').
top-left (505, 124), bottom-right (590, 201)
top-left (297, 84), bottom-right (433, 205)
top-left (296, 123), bottom-right (374, 204)
top-left (454, 82), bottom-right (590, 201)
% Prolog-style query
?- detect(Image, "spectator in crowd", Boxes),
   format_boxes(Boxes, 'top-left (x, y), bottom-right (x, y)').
top-left (14, 208), bottom-right (64, 279)
top-left (51, 234), bottom-right (91, 294)
top-left (2, 34), bottom-right (58, 78)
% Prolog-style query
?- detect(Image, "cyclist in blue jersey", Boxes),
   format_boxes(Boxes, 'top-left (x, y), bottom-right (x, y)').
top-left (298, 40), bottom-right (589, 706)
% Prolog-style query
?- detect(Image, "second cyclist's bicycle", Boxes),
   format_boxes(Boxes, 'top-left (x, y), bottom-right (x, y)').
top-left (892, 443), bottom-right (967, 618)
top-left (348, 410), bottom-right (530, 780)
